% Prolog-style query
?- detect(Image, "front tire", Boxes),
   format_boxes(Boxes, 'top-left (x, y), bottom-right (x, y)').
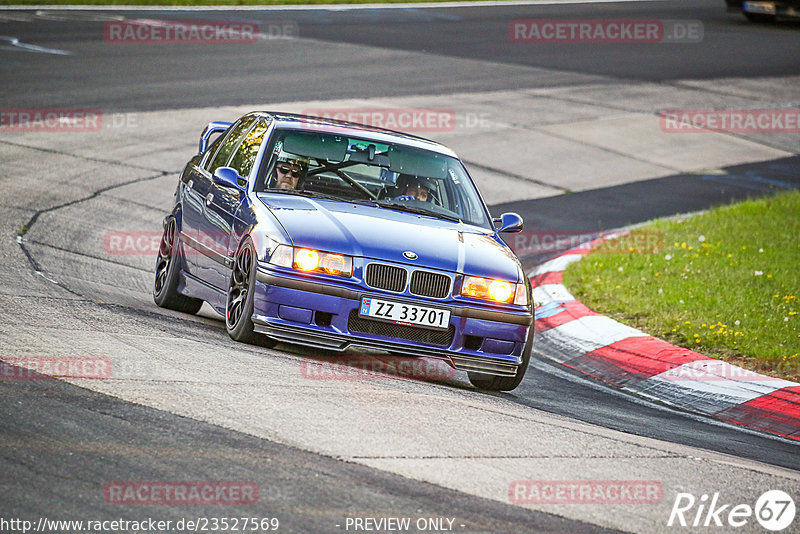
top-left (468, 328), bottom-right (533, 392)
top-left (153, 217), bottom-right (203, 314)
top-left (226, 238), bottom-right (277, 348)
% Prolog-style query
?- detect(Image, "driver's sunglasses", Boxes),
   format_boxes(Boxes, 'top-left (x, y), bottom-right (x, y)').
top-left (277, 164), bottom-right (301, 177)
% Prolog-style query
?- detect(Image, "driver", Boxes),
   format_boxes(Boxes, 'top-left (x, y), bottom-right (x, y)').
top-left (395, 174), bottom-right (434, 202)
top-left (272, 149), bottom-right (309, 190)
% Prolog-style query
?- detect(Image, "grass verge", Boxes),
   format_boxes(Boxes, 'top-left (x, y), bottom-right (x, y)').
top-left (563, 189), bottom-right (800, 381)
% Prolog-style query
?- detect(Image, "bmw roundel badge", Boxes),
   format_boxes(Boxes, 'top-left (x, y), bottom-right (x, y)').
top-left (403, 251), bottom-right (418, 260)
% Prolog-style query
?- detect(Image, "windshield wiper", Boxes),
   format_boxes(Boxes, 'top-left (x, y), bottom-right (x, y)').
top-left (307, 158), bottom-right (377, 201)
top-left (262, 189), bottom-right (337, 200)
top-left (375, 201), bottom-right (461, 223)
top-left (263, 189), bottom-right (377, 205)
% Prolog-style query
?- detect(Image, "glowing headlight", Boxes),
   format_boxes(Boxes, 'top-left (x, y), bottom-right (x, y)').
top-left (319, 252), bottom-right (348, 275)
top-left (268, 245), bottom-right (352, 277)
top-left (488, 280), bottom-right (513, 302)
top-left (461, 276), bottom-right (516, 303)
top-left (295, 248), bottom-right (319, 271)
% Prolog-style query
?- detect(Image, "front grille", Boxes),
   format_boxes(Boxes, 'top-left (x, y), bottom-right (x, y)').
top-left (348, 310), bottom-right (455, 347)
top-left (365, 263), bottom-right (407, 292)
top-left (409, 270), bottom-right (451, 299)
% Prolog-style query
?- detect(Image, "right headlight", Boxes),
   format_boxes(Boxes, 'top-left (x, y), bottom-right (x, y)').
top-left (269, 245), bottom-right (353, 277)
top-left (461, 276), bottom-right (528, 306)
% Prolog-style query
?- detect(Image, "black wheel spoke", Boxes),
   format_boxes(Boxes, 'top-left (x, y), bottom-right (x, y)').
top-left (229, 301), bottom-right (241, 324)
top-left (155, 264), bottom-right (167, 292)
top-left (233, 262), bottom-right (245, 285)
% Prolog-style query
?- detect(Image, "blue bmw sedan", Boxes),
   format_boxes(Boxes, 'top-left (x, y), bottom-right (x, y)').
top-left (154, 112), bottom-right (533, 391)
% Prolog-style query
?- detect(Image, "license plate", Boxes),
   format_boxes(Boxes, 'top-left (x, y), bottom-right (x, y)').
top-left (359, 297), bottom-right (450, 330)
top-left (744, 1), bottom-right (776, 14)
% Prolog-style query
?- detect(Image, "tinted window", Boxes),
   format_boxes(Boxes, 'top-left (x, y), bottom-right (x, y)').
top-left (208, 117), bottom-right (257, 174)
top-left (229, 120), bottom-right (269, 178)
top-left (201, 133), bottom-right (225, 171)
top-left (256, 129), bottom-right (492, 229)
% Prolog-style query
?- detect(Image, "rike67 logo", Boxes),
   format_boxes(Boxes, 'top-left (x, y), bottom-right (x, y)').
top-left (668, 490), bottom-right (795, 531)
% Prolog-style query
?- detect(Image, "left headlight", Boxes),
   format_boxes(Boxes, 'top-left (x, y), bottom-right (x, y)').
top-left (461, 275), bottom-right (528, 306)
top-left (269, 245), bottom-right (353, 277)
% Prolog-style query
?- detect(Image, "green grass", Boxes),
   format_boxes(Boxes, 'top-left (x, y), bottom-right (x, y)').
top-left (1, 0), bottom-right (468, 5)
top-left (563, 189), bottom-right (800, 381)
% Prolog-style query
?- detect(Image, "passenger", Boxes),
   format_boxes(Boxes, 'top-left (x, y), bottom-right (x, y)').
top-left (395, 174), bottom-right (434, 202)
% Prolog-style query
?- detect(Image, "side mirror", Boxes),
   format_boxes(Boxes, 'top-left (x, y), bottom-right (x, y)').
top-left (199, 121), bottom-right (232, 154)
top-left (213, 167), bottom-right (243, 190)
top-left (493, 212), bottom-right (524, 233)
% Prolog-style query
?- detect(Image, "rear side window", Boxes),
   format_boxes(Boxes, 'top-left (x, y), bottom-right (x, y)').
top-left (229, 120), bottom-right (270, 178)
top-left (201, 134), bottom-right (225, 169)
top-left (207, 117), bottom-right (257, 174)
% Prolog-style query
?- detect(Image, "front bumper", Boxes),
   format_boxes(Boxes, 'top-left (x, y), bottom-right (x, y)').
top-left (253, 267), bottom-right (532, 377)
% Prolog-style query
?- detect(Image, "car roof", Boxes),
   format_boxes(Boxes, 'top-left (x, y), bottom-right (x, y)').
top-left (246, 111), bottom-right (459, 158)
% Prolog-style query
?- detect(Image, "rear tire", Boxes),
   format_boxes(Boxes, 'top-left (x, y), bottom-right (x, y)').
top-left (468, 328), bottom-right (533, 392)
top-left (226, 237), bottom-right (277, 348)
top-left (153, 217), bottom-right (203, 314)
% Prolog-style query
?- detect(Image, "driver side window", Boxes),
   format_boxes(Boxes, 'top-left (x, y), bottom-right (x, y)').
top-left (207, 117), bottom-right (257, 175)
top-left (228, 120), bottom-right (269, 179)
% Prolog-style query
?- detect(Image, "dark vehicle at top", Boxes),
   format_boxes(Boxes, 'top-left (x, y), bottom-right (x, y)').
top-left (726, 0), bottom-right (800, 21)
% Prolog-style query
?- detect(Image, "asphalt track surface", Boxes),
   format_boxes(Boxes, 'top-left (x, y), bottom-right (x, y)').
top-left (2, 1), bottom-right (800, 533)
top-left (2, 0), bottom-right (799, 111)
top-left (2, 364), bottom-right (610, 534)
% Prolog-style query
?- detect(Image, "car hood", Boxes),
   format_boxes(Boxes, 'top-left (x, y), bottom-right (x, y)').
top-left (257, 194), bottom-right (521, 281)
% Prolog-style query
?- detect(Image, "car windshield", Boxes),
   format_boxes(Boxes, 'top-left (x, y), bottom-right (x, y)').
top-left (257, 128), bottom-right (492, 229)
